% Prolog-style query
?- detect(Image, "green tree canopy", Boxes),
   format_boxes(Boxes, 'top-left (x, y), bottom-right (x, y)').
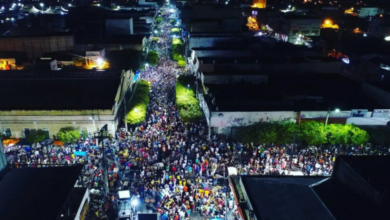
top-left (27, 129), bottom-right (46, 144)
top-left (298, 121), bottom-right (327, 145)
top-left (175, 76), bottom-right (203, 123)
top-left (146, 51), bottom-right (159, 66)
top-left (127, 80), bottom-right (151, 124)
top-left (345, 124), bottom-right (370, 145)
top-left (58, 127), bottom-right (81, 143)
top-left (177, 60), bottom-right (186, 68)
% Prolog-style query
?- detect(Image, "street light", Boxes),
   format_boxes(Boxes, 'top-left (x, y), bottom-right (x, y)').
top-left (96, 57), bottom-right (104, 67)
top-left (131, 198), bottom-right (139, 206)
top-left (325, 108), bottom-right (340, 128)
top-left (40, 3), bottom-right (44, 13)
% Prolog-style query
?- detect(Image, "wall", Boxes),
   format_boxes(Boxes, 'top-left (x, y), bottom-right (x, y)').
top-left (210, 111), bottom-right (297, 134)
top-left (75, 43), bottom-right (143, 52)
top-left (0, 113), bottom-right (116, 138)
top-left (198, 62), bottom-right (342, 74)
top-left (203, 74), bottom-right (268, 84)
top-left (105, 19), bottom-right (134, 36)
top-left (73, 189), bottom-right (90, 220)
top-left (0, 120), bottom-right (116, 139)
top-left (194, 50), bottom-right (252, 58)
top-left (0, 35), bottom-right (74, 59)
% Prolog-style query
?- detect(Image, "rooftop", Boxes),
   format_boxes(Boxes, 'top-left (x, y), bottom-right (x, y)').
top-left (0, 70), bottom-right (121, 110)
top-left (0, 166), bottom-right (83, 220)
top-left (241, 176), bottom-right (333, 220)
top-left (205, 74), bottom-right (383, 111)
top-left (235, 156), bottom-right (390, 220)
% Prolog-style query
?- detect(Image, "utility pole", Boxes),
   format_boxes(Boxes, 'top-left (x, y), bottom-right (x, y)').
top-left (290, 132), bottom-right (296, 170)
top-left (94, 124), bottom-right (110, 197)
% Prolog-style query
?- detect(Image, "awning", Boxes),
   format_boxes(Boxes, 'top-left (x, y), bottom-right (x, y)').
top-left (74, 151), bottom-right (87, 157)
top-left (2, 139), bottom-right (20, 147)
top-left (53, 141), bottom-right (64, 146)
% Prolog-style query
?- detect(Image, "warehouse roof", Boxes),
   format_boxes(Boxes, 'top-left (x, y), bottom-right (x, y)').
top-left (0, 70), bottom-right (121, 110)
top-left (0, 166), bottom-right (83, 220)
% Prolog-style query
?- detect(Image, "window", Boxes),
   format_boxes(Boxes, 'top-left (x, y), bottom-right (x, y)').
top-left (42, 128), bottom-right (50, 139)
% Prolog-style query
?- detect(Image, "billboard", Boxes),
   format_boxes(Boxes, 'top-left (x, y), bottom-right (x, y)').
top-left (210, 111), bottom-right (296, 128)
top-left (372, 109), bottom-right (390, 118)
top-left (351, 109), bottom-right (368, 117)
top-left (300, 111), bottom-right (351, 119)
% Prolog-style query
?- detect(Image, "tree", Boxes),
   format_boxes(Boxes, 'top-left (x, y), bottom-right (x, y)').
top-left (27, 129), bottom-right (46, 144)
top-left (58, 127), bottom-right (81, 143)
top-left (146, 51), bottom-right (159, 66)
top-left (363, 126), bottom-right (390, 145)
top-left (298, 121), bottom-right (327, 145)
top-left (326, 124), bottom-right (350, 144)
top-left (177, 60), bottom-right (186, 68)
top-left (346, 124), bottom-right (370, 145)
top-left (175, 76), bottom-right (203, 123)
top-left (127, 80), bottom-right (151, 124)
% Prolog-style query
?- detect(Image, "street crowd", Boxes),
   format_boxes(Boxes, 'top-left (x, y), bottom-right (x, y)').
top-left (3, 5), bottom-right (390, 220)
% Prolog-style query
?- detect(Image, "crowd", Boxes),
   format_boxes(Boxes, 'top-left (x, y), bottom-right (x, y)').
top-left (3, 5), bottom-right (390, 220)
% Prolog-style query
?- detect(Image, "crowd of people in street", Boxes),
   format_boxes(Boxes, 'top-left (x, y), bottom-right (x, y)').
top-left (3, 5), bottom-right (390, 220)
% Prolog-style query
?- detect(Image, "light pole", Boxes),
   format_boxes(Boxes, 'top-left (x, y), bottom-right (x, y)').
top-left (324, 108), bottom-right (340, 128)
top-left (131, 197), bottom-right (139, 218)
top-left (40, 3), bottom-right (44, 13)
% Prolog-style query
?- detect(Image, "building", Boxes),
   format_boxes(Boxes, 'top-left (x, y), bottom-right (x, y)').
top-left (368, 15), bottom-right (390, 38)
top-left (230, 156), bottom-right (390, 220)
top-left (181, 4), bottom-right (243, 33)
top-left (268, 15), bottom-right (322, 44)
top-left (0, 166), bottom-right (89, 220)
top-left (198, 73), bottom-right (386, 135)
top-left (0, 33), bottom-right (74, 60)
top-left (359, 7), bottom-right (383, 18)
top-left (0, 69), bottom-right (135, 138)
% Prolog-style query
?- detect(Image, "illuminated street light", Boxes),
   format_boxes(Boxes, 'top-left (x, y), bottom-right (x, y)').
top-left (96, 57), bottom-right (104, 67)
top-left (154, 30), bottom-right (158, 34)
top-left (131, 198), bottom-right (139, 206)
top-left (385, 36), bottom-right (390, 41)
top-left (40, 3), bottom-right (44, 13)
top-left (342, 58), bottom-right (350, 64)
top-left (325, 108), bottom-right (340, 128)
top-left (68, 3), bottom-right (72, 7)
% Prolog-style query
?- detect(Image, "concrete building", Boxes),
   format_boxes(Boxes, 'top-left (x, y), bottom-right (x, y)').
top-left (268, 15), bottom-right (322, 44)
top-left (105, 18), bottom-right (134, 35)
top-left (359, 7), bottom-right (383, 18)
top-left (368, 16), bottom-right (390, 38)
top-left (0, 70), bottom-right (136, 139)
top-left (198, 73), bottom-right (385, 135)
top-left (181, 4), bottom-right (243, 33)
top-left (0, 166), bottom-right (88, 220)
top-left (0, 34), bottom-right (74, 60)
top-left (230, 156), bottom-right (390, 220)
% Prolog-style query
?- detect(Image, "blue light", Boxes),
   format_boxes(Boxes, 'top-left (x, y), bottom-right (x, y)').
top-left (342, 58), bottom-right (350, 64)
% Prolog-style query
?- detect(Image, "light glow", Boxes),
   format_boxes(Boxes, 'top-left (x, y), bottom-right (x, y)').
top-left (342, 58), bottom-right (350, 64)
